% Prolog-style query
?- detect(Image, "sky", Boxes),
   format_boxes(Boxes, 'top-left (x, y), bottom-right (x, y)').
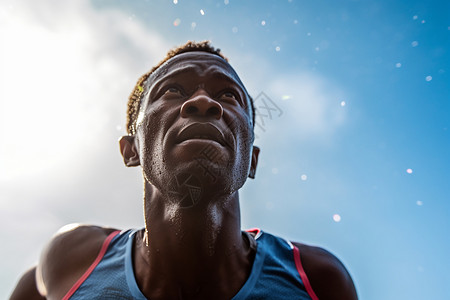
top-left (0, 0), bottom-right (449, 299)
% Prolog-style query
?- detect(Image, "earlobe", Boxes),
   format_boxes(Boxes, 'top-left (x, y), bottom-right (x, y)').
top-left (119, 135), bottom-right (140, 167)
top-left (248, 146), bottom-right (260, 179)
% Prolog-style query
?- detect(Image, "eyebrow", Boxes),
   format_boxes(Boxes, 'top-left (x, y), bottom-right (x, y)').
top-left (207, 70), bottom-right (244, 87)
top-left (148, 64), bottom-right (247, 99)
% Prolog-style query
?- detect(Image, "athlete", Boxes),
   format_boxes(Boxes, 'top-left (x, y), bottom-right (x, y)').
top-left (10, 41), bottom-right (358, 300)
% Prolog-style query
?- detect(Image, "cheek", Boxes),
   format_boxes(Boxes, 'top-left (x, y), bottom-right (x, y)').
top-left (137, 110), bottom-right (164, 164)
top-left (137, 116), bottom-right (168, 186)
top-left (229, 112), bottom-right (253, 147)
top-left (230, 116), bottom-right (254, 168)
top-left (138, 118), bottom-right (158, 158)
top-left (137, 103), bottom-right (181, 171)
top-left (139, 103), bottom-right (177, 144)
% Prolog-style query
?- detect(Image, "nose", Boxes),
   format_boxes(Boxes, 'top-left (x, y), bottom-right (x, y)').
top-left (180, 90), bottom-right (223, 120)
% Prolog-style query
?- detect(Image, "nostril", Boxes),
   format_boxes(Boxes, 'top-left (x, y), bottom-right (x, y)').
top-left (207, 106), bottom-right (221, 116)
top-left (186, 106), bottom-right (198, 114)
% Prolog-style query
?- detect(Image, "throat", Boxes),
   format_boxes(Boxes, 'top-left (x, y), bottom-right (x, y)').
top-left (136, 184), bottom-right (255, 299)
top-left (133, 226), bottom-right (256, 300)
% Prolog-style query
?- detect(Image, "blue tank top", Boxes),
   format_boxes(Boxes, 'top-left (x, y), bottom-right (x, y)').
top-left (66, 229), bottom-right (318, 299)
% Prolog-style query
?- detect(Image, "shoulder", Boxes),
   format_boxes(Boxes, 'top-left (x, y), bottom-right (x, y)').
top-left (10, 267), bottom-right (46, 300)
top-left (292, 242), bottom-right (358, 300)
top-left (36, 224), bottom-right (120, 299)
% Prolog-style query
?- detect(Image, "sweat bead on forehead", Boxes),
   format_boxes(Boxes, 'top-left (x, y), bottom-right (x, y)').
top-left (145, 52), bottom-right (249, 104)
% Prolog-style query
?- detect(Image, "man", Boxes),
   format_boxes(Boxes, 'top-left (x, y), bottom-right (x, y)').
top-left (11, 41), bottom-right (357, 299)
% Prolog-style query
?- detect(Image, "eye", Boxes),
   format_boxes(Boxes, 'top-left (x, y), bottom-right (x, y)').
top-left (219, 91), bottom-right (239, 101)
top-left (164, 86), bottom-right (182, 95)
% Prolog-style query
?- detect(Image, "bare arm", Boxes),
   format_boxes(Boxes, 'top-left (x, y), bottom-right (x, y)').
top-left (10, 267), bottom-right (46, 300)
top-left (293, 242), bottom-right (358, 300)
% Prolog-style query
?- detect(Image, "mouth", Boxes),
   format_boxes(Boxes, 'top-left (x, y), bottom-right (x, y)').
top-left (176, 123), bottom-right (227, 146)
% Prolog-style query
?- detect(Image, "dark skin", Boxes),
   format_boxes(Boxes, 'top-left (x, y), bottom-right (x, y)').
top-left (10, 52), bottom-right (357, 300)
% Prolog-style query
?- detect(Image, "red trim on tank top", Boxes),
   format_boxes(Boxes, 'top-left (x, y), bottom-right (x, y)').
top-left (62, 230), bottom-right (120, 300)
top-left (245, 227), bottom-right (261, 237)
top-left (293, 245), bottom-right (319, 300)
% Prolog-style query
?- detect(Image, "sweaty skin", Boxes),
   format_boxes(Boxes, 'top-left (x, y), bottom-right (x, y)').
top-left (10, 52), bottom-right (357, 300)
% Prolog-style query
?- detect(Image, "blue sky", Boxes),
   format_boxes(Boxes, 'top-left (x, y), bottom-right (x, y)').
top-left (1, 0), bottom-right (449, 299)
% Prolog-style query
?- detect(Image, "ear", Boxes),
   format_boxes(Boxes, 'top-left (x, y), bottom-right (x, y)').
top-left (119, 135), bottom-right (140, 167)
top-left (248, 146), bottom-right (260, 179)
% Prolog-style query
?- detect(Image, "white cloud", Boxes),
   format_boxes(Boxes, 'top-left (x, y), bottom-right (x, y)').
top-left (267, 72), bottom-right (347, 140)
top-left (229, 51), bottom-right (347, 144)
top-left (243, 71), bottom-right (348, 153)
top-left (0, 0), bottom-right (169, 296)
top-left (0, 0), bottom-right (170, 182)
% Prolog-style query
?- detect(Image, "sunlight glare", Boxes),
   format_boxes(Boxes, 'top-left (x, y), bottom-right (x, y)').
top-left (1, 12), bottom-right (106, 181)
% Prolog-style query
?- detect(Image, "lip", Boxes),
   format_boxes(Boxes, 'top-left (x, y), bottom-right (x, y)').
top-left (176, 123), bottom-right (227, 146)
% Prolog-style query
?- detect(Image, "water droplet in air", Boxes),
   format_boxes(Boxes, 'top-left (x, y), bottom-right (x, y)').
top-left (232, 27), bottom-right (238, 33)
top-left (425, 76), bottom-right (432, 81)
top-left (275, 46), bottom-right (281, 52)
top-left (416, 200), bottom-right (423, 206)
top-left (307, 32), bottom-right (311, 36)
top-left (406, 168), bottom-right (413, 174)
top-left (301, 174), bottom-right (307, 181)
top-left (421, 20), bottom-right (425, 24)
top-left (191, 22), bottom-right (196, 30)
top-left (395, 63), bottom-right (402, 68)
top-left (173, 0), bottom-right (178, 4)
top-left (224, 0), bottom-right (229, 4)
top-left (340, 101), bottom-right (346, 107)
top-left (173, 18), bottom-right (181, 26)
top-left (333, 214), bottom-right (341, 222)
top-left (261, 20), bottom-right (266, 26)
top-left (411, 41), bottom-right (419, 47)
top-left (413, 15), bottom-right (418, 20)
top-left (200, 9), bottom-right (205, 15)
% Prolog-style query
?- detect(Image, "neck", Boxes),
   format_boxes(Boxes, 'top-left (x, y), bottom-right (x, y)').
top-left (133, 180), bottom-right (254, 300)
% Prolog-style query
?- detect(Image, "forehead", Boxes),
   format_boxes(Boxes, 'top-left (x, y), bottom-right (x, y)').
top-left (148, 52), bottom-right (246, 88)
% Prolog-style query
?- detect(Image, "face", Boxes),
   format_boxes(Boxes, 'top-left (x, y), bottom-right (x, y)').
top-left (130, 52), bottom-right (258, 201)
